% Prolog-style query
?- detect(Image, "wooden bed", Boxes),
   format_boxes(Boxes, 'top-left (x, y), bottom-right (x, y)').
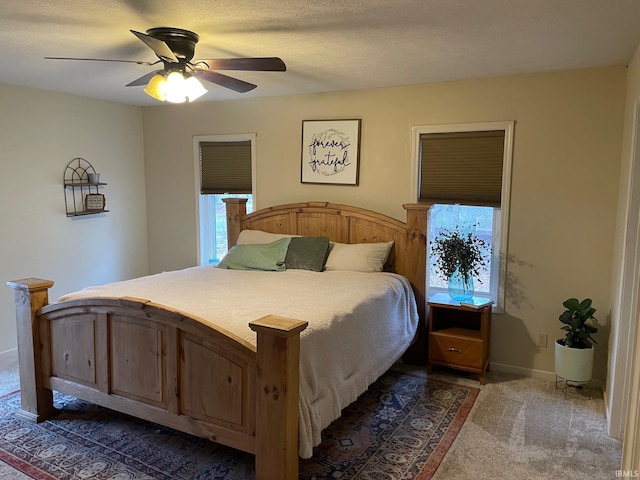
top-left (8, 200), bottom-right (430, 480)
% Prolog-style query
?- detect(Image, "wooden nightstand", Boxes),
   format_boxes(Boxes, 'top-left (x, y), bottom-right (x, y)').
top-left (426, 292), bottom-right (492, 384)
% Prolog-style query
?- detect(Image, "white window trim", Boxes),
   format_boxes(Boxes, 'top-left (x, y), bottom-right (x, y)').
top-left (411, 121), bottom-right (514, 311)
top-left (192, 133), bottom-right (257, 266)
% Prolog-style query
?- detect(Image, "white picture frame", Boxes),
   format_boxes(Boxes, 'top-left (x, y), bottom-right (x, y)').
top-left (301, 119), bottom-right (361, 185)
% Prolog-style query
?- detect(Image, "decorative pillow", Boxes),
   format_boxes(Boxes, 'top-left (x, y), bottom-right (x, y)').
top-left (217, 238), bottom-right (291, 271)
top-left (324, 241), bottom-right (394, 273)
top-left (236, 229), bottom-right (299, 245)
top-left (285, 236), bottom-right (330, 272)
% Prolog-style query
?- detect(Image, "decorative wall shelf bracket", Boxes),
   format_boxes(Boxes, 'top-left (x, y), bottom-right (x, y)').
top-left (63, 158), bottom-right (108, 217)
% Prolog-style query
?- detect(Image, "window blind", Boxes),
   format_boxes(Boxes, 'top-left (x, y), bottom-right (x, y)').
top-left (419, 130), bottom-right (505, 206)
top-left (200, 141), bottom-right (252, 194)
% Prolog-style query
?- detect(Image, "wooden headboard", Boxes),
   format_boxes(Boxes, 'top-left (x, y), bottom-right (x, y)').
top-left (224, 199), bottom-right (431, 363)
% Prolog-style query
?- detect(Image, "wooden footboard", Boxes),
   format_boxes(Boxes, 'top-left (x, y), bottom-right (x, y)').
top-left (7, 278), bottom-right (307, 480)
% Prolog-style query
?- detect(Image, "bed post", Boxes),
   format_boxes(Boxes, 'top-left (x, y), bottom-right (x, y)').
top-left (223, 197), bottom-right (248, 248)
top-left (249, 315), bottom-right (308, 480)
top-left (403, 203), bottom-right (433, 365)
top-left (6, 278), bottom-right (55, 422)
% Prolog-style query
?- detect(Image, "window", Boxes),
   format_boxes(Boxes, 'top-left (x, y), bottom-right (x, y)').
top-left (412, 122), bottom-right (514, 309)
top-left (193, 134), bottom-right (257, 266)
top-left (427, 203), bottom-right (499, 297)
top-left (198, 194), bottom-right (253, 264)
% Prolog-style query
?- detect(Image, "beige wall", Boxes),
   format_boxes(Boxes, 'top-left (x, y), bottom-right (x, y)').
top-left (142, 66), bottom-right (625, 378)
top-left (0, 84), bottom-right (149, 353)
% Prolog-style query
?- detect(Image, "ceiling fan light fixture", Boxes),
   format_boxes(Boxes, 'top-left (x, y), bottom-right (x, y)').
top-left (147, 70), bottom-right (207, 104)
top-left (184, 74), bottom-right (207, 102)
top-left (143, 72), bottom-right (167, 101)
top-left (163, 70), bottom-right (187, 103)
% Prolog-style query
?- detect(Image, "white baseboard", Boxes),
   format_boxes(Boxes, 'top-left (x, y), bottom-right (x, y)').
top-left (490, 361), bottom-right (604, 390)
top-left (0, 348), bottom-right (17, 358)
top-left (603, 388), bottom-right (623, 440)
top-left (490, 362), bottom-right (557, 381)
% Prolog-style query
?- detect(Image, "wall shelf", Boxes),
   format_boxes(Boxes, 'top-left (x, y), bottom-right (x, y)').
top-left (63, 158), bottom-right (108, 217)
top-left (64, 182), bottom-right (107, 187)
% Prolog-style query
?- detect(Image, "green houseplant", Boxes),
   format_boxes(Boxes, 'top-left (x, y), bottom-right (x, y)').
top-left (558, 297), bottom-right (598, 348)
top-left (555, 297), bottom-right (598, 383)
top-left (431, 226), bottom-right (487, 300)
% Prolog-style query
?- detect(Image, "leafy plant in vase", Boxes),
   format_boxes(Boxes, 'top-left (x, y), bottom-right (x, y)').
top-left (555, 297), bottom-right (598, 383)
top-left (431, 226), bottom-right (487, 301)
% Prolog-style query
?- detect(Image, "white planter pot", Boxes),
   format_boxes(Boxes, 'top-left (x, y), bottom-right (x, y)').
top-left (554, 340), bottom-right (594, 383)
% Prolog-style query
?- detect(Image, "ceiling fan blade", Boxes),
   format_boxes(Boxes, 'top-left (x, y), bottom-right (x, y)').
top-left (130, 30), bottom-right (178, 63)
top-left (197, 57), bottom-right (286, 72)
top-left (45, 57), bottom-right (157, 66)
top-left (126, 70), bottom-right (161, 87)
top-left (196, 70), bottom-right (257, 93)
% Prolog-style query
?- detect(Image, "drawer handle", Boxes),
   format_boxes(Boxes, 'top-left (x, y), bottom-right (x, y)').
top-left (447, 347), bottom-right (463, 354)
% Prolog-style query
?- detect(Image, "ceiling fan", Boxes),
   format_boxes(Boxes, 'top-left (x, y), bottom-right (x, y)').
top-left (45, 27), bottom-right (287, 102)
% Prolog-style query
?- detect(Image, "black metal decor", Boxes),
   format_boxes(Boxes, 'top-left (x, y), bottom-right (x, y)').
top-left (63, 158), bottom-right (108, 216)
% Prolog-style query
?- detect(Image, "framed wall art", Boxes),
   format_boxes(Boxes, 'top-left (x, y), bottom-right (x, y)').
top-left (301, 119), bottom-right (361, 185)
top-left (85, 193), bottom-right (106, 211)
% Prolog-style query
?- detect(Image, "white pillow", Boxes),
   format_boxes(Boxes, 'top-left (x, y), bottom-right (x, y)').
top-left (324, 241), bottom-right (394, 273)
top-left (236, 229), bottom-right (299, 245)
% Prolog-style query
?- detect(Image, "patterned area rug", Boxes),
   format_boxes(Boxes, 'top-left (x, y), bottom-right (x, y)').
top-left (0, 370), bottom-right (478, 479)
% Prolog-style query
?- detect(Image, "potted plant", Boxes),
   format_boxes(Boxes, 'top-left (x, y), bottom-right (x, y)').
top-left (431, 226), bottom-right (487, 301)
top-left (554, 297), bottom-right (598, 383)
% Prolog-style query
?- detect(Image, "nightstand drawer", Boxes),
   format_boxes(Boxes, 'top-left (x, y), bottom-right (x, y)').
top-left (427, 296), bottom-right (491, 384)
top-left (429, 334), bottom-right (482, 369)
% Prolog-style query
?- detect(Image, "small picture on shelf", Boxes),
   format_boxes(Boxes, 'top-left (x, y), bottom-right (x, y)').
top-left (85, 194), bottom-right (106, 211)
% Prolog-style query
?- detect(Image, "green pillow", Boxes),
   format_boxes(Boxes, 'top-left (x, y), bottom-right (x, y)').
top-left (217, 238), bottom-right (291, 271)
top-left (285, 236), bottom-right (330, 272)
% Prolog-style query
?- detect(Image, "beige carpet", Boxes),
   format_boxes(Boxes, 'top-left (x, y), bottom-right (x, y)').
top-left (0, 350), bottom-right (622, 479)
top-left (422, 367), bottom-right (623, 480)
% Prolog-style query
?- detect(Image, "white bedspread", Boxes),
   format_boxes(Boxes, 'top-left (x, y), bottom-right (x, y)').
top-left (58, 266), bottom-right (419, 458)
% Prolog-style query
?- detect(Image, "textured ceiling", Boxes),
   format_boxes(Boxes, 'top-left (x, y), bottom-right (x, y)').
top-left (2, 0), bottom-right (640, 106)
